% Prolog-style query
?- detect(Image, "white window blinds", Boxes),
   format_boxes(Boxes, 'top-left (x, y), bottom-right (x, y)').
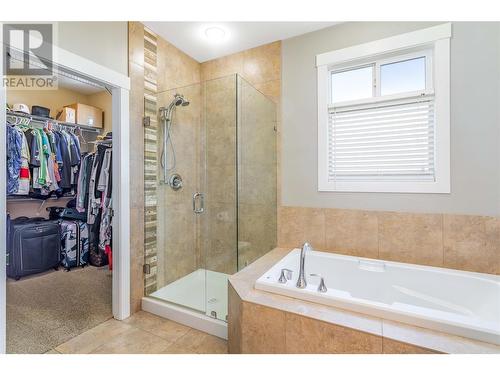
top-left (328, 95), bottom-right (435, 182)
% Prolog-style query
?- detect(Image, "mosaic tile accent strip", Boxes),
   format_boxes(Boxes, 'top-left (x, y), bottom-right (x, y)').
top-left (143, 27), bottom-right (159, 295)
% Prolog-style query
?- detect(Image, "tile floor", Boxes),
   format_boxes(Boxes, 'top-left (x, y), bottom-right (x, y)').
top-left (47, 311), bottom-right (228, 354)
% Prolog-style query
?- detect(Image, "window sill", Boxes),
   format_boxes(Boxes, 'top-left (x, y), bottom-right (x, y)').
top-left (318, 180), bottom-right (451, 194)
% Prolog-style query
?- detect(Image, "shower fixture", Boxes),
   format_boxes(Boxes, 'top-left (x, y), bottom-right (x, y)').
top-left (159, 93), bottom-right (190, 187)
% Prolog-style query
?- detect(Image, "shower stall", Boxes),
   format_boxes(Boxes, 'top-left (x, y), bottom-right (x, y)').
top-left (142, 74), bottom-right (277, 335)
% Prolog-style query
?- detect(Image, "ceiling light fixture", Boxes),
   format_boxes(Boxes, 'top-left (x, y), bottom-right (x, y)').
top-left (204, 26), bottom-right (227, 43)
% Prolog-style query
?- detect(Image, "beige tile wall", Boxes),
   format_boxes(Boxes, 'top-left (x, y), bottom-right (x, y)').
top-left (200, 41), bottom-right (281, 164)
top-left (278, 206), bottom-right (500, 275)
top-left (200, 41), bottom-right (281, 183)
top-left (201, 41), bottom-right (281, 270)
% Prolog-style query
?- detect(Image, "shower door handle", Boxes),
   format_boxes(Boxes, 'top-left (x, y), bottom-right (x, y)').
top-left (193, 192), bottom-right (204, 214)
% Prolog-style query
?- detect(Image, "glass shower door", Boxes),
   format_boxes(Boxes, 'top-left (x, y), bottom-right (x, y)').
top-left (146, 82), bottom-right (207, 314)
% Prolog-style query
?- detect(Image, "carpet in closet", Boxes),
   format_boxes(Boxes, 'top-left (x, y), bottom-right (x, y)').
top-left (6, 265), bottom-right (112, 354)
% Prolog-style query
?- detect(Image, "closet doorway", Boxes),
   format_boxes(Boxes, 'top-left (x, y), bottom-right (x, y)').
top-left (0, 43), bottom-right (131, 353)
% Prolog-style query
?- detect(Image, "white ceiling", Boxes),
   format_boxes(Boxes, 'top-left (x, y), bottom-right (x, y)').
top-left (143, 22), bottom-right (339, 62)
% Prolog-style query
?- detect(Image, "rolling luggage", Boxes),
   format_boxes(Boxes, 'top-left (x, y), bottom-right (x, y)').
top-left (7, 216), bottom-right (61, 280)
top-left (60, 220), bottom-right (90, 270)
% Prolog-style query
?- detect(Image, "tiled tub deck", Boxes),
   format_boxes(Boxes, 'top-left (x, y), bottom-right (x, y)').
top-left (228, 248), bottom-right (500, 354)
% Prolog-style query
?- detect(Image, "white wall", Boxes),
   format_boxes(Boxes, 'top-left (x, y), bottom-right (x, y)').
top-left (56, 22), bottom-right (128, 76)
top-left (281, 22), bottom-right (500, 216)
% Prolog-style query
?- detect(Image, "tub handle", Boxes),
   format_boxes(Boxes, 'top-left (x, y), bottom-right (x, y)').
top-left (309, 273), bottom-right (328, 293)
top-left (358, 260), bottom-right (385, 272)
top-left (278, 268), bottom-right (293, 283)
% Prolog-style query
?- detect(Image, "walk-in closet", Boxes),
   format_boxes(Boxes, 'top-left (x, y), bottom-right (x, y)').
top-left (5, 73), bottom-right (114, 353)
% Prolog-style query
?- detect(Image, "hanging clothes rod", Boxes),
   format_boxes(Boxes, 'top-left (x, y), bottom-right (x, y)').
top-left (6, 110), bottom-right (100, 133)
top-left (7, 195), bottom-right (75, 203)
top-left (89, 139), bottom-right (112, 145)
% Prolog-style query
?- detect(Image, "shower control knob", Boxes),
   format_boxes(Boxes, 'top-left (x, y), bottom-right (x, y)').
top-left (169, 174), bottom-right (183, 191)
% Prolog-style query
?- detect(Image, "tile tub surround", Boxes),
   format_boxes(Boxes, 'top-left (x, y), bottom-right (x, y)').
top-left (278, 207), bottom-right (500, 275)
top-left (228, 248), bottom-right (500, 354)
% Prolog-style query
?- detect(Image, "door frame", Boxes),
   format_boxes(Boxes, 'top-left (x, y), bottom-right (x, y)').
top-left (0, 29), bottom-right (131, 353)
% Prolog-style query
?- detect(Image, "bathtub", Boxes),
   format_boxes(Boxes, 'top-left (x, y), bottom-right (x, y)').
top-left (254, 248), bottom-right (500, 345)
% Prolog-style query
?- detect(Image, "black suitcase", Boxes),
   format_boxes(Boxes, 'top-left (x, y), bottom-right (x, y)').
top-left (31, 105), bottom-right (51, 118)
top-left (47, 206), bottom-right (87, 221)
top-left (7, 216), bottom-right (61, 280)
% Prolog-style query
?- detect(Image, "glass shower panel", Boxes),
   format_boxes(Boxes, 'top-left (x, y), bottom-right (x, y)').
top-left (147, 82), bottom-right (207, 314)
top-left (237, 76), bottom-right (277, 269)
top-left (202, 75), bottom-right (238, 320)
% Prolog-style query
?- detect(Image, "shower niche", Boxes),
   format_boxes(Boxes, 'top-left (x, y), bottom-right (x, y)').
top-left (143, 74), bottom-right (277, 325)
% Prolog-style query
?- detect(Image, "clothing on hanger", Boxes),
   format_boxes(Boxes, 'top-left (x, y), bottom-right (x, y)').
top-left (75, 138), bottom-right (113, 267)
top-left (5, 116), bottom-right (86, 197)
top-left (6, 113), bottom-right (114, 269)
top-left (6, 125), bottom-right (23, 194)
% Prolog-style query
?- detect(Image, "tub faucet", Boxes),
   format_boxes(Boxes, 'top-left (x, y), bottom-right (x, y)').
top-left (296, 242), bottom-right (312, 288)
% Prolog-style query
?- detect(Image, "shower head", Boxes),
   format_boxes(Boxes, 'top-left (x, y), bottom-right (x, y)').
top-left (159, 93), bottom-right (190, 121)
top-left (172, 94), bottom-right (189, 107)
top-left (160, 93), bottom-right (189, 180)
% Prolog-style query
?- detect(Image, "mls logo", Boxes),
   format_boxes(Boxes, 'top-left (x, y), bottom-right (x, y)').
top-left (3, 23), bottom-right (53, 76)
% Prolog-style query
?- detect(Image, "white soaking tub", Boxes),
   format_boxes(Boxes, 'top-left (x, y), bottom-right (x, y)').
top-left (255, 248), bottom-right (500, 345)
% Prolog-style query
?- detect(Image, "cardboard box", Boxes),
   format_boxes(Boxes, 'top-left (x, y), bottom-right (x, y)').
top-left (56, 107), bottom-right (76, 124)
top-left (66, 103), bottom-right (103, 128)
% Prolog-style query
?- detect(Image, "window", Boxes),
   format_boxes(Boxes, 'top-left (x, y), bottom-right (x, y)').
top-left (380, 56), bottom-right (426, 96)
top-left (331, 65), bottom-right (373, 103)
top-left (316, 24), bottom-right (451, 193)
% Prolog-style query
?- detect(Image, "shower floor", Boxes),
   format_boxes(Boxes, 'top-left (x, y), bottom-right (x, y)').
top-left (149, 269), bottom-right (230, 321)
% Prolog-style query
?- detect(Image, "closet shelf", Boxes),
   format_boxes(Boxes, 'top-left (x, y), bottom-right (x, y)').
top-left (6, 110), bottom-right (100, 133)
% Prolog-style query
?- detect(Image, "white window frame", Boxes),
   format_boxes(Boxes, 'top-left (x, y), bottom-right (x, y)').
top-left (317, 23), bottom-right (451, 193)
